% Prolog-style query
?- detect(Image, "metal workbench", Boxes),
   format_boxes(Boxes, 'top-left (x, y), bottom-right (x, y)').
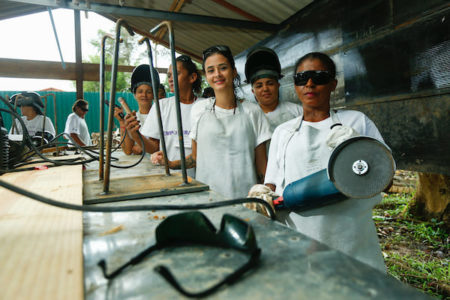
top-left (82, 152), bottom-right (432, 299)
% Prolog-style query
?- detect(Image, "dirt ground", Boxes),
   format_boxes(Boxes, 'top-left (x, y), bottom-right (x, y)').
top-left (373, 171), bottom-right (450, 299)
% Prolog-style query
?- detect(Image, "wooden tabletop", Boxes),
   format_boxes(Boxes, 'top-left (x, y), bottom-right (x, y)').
top-left (0, 165), bottom-right (84, 300)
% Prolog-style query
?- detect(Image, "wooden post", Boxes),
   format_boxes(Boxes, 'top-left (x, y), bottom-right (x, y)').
top-left (410, 172), bottom-right (450, 227)
top-left (74, 10), bottom-right (83, 99)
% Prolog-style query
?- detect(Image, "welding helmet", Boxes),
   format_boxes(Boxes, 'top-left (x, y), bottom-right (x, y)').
top-left (130, 64), bottom-right (160, 94)
top-left (244, 46), bottom-right (283, 84)
top-left (10, 92), bottom-right (44, 115)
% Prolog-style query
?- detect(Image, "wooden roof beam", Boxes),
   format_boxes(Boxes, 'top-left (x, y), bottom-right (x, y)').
top-left (156, 0), bottom-right (186, 40)
top-left (0, 58), bottom-right (166, 82)
top-left (211, 0), bottom-right (264, 22)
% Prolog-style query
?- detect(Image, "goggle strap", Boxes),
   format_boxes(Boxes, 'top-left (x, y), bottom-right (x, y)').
top-left (155, 248), bottom-right (261, 298)
top-left (98, 244), bottom-right (161, 279)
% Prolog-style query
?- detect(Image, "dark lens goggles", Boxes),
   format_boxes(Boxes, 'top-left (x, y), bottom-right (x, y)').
top-left (293, 70), bottom-right (333, 86)
top-left (202, 45), bottom-right (231, 61)
top-left (81, 107), bottom-right (89, 112)
top-left (98, 211), bottom-right (261, 298)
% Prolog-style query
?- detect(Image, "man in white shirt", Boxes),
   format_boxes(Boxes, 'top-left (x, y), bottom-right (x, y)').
top-left (64, 99), bottom-right (92, 146)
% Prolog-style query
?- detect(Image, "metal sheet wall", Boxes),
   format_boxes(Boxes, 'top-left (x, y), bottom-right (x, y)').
top-left (0, 91), bottom-right (138, 137)
top-left (235, 0), bottom-right (450, 175)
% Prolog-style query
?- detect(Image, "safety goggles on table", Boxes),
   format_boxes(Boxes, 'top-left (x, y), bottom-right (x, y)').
top-left (98, 211), bottom-right (261, 298)
top-left (293, 70), bottom-right (333, 86)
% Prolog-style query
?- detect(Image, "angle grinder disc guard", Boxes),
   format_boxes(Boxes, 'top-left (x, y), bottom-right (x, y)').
top-left (328, 136), bottom-right (396, 199)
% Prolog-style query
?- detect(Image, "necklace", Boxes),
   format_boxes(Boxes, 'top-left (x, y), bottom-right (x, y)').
top-left (211, 97), bottom-right (237, 115)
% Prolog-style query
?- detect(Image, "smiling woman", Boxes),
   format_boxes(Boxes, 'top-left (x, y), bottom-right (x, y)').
top-left (154, 45), bottom-right (272, 199)
top-left (0, 9), bottom-right (114, 91)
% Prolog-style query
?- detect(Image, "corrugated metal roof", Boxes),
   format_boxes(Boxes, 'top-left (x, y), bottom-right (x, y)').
top-left (1, 0), bottom-right (314, 60)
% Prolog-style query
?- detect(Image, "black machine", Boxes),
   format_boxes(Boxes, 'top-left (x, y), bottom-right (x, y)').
top-left (0, 126), bottom-right (8, 174)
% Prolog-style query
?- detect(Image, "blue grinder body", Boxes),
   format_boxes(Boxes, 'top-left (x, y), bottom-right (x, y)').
top-left (273, 136), bottom-right (395, 211)
top-left (278, 169), bottom-right (346, 211)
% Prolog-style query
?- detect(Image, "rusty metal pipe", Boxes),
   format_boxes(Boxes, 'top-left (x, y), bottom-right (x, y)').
top-left (103, 19), bottom-right (134, 194)
top-left (10, 94), bottom-right (21, 135)
top-left (138, 37), bottom-right (170, 176)
top-left (45, 93), bottom-right (59, 156)
top-left (40, 94), bottom-right (58, 153)
top-left (40, 96), bottom-right (48, 147)
top-left (149, 21), bottom-right (188, 184)
top-left (99, 33), bottom-right (115, 181)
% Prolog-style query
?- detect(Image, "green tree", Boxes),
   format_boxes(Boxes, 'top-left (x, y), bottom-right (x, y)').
top-left (82, 29), bottom-right (146, 92)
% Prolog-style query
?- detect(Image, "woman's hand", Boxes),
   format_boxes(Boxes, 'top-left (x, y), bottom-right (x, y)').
top-left (124, 112), bottom-right (140, 133)
top-left (244, 184), bottom-right (277, 218)
top-left (113, 106), bottom-right (125, 124)
top-left (151, 150), bottom-right (165, 165)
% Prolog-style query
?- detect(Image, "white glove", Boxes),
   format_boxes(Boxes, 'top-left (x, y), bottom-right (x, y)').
top-left (244, 184), bottom-right (278, 217)
top-left (326, 124), bottom-right (360, 149)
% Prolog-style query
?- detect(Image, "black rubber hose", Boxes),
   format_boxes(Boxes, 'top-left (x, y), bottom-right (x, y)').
top-left (0, 105), bottom-right (95, 166)
top-left (0, 179), bottom-right (276, 220)
top-left (1, 99), bottom-right (142, 169)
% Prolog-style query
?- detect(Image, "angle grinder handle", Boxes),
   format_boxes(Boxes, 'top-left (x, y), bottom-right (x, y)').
top-left (272, 196), bottom-right (285, 210)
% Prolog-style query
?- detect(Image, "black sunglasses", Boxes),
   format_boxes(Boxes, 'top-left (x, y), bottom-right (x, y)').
top-left (80, 107), bottom-right (89, 112)
top-left (293, 70), bottom-right (333, 86)
top-left (98, 211), bottom-right (261, 298)
top-left (202, 45), bottom-right (231, 60)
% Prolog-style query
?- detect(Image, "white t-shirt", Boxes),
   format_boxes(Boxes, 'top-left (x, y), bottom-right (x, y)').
top-left (64, 112), bottom-right (92, 146)
top-left (140, 96), bottom-right (203, 177)
top-left (9, 115), bottom-right (56, 137)
top-left (265, 101), bottom-right (303, 131)
top-left (136, 112), bottom-right (148, 126)
top-left (265, 110), bottom-right (384, 195)
top-left (190, 98), bottom-right (272, 146)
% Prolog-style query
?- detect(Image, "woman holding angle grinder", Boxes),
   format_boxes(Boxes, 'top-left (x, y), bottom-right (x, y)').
top-left (261, 52), bottom-right (387, 272)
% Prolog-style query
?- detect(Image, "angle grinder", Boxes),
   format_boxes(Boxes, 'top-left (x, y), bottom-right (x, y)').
top-left (273, 136), bottom-right (396, 211)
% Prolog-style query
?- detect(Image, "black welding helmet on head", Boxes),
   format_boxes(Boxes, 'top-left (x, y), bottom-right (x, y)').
top-left (10, 92), bottom-right (44, 115)
top-left (130, 64), bottom-right (160, 94)
top-left (244, 46), bottom-right (283, 84)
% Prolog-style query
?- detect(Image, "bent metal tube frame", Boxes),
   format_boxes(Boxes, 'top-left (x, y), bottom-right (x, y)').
top-left (149, 21), bottom-right (188, 185)
top-left (138, 36), bottom-right (171, 176)
top-left (99, 33), bottom-right (116, 181)
top-left (101, 19), bottom-right (189, 194)
top-left (41, 93), bottom-right (59, 155)
top-left (40, 96), bottom-right (47, 147)
top-left (103, 18), bottom-right (135, 193)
